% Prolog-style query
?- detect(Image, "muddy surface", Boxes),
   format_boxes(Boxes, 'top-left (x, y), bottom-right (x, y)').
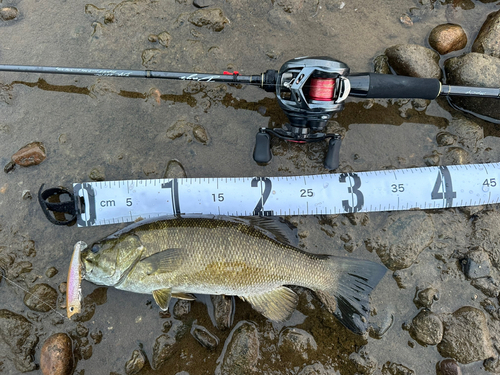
top-left (1, 0), bottom-right (500, 374)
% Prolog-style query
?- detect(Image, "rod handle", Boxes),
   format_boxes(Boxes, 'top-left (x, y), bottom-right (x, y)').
top-left (349, 73), bottom-right (442, 100)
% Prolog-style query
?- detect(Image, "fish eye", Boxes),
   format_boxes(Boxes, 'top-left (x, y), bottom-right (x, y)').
top-left (91, 244), bottom-right (100, 253)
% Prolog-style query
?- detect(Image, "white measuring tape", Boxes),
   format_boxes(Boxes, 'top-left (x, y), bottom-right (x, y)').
top-left (74, 163), bottom-right (500, 227)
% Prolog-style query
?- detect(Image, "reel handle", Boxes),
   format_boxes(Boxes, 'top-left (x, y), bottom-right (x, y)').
top-left (324, 136), bottom-right (342, 170)
top-left (253, 129), bottom-right (272, 164)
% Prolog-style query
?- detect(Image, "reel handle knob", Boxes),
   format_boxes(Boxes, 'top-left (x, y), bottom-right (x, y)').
top-left (324, 136), bottom-right (342, 170)
top-left (253, 129), bottom-right (272, 164)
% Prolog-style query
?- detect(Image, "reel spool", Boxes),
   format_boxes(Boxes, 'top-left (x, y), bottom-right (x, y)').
top-left (254, 57), bottom-right (351, 170)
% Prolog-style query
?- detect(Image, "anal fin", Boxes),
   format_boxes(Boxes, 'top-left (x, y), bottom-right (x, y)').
top-left (153, 288), bottom-right (172, 311)
top-left (242, 286), bottom-right (298, 321)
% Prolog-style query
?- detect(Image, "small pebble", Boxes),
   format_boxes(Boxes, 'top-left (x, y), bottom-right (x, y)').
top-left (192, 125), bottom-right (209, 144)
top-left (40, 333), bottom-right (74, 375)
top-left (173, 299), bottom-right (191, 318)
top-left (0, 7), bottom-right (18, 21)
top-left (125, 349), bottom-right (146, 375)
top-left (11, 142), bottom-right (47, 167)
top-left (194, 0), bottom-right (213, 8)
top-left (157, 31), bottom-right (172, 47)
top-left (45, 267), bottom-right (58, 278)
top-left (24, 284), bottom-right (58, 312)
top-left (164, 159), bottom-right (187, 179)
top-left (429, 24), bottom-right (467, 55)
top-left (89, 167), bottom-right (105, 181)
top-left (22, 190), bottom-right (32, 200)
top-left (400, 14), bottom-right (413, 27)
top-left (437, 359), bottom-right (462, 375)
top-left (191, 324), bottom-right (219, 350)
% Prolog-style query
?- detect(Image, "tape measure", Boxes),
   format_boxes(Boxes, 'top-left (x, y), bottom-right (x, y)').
top-left (73, 163), bottom-right (500, 227)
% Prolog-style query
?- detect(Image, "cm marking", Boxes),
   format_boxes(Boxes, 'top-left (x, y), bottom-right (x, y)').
top-left (100, 200), bottom-right (116, 207)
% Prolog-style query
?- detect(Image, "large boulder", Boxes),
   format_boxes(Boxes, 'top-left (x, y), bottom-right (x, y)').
top-left (444, 53), bottom-right (500, 122)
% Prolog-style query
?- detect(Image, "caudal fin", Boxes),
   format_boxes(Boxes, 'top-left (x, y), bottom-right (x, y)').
top-left (317, 257), bottom-right (386, 335)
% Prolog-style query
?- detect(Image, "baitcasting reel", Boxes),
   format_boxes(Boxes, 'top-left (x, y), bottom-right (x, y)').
top-left (254, 56), bottom-right (351, 170)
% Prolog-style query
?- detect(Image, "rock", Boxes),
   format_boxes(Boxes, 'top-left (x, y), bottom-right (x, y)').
top-left (278, 327), bottom-right (317, 360)
top-left (152, 334), bottom-right (176, 370)
top-left (167, 119), bottom-right (195, 140)
top-left (385, 44), bottom-right (441, 79)
top-left (192, 125), bottom-right (210, 144)
top-left (381, 362), bottom-right (415, 375)
top-left (472, 10), bottom-right (500, 57)
top-left (423, 151), bottom-right (440, 166)
top-left (443, 147), bottom-right (469, 165)
top-left (473, 211), bottom-right (500, 268)
top-left (297, 363), bottom-right (330, 375)
top-left (141, 48), bottom-right (162, 67)
top-left (22, 190), bottom-right (32, 200)
top-left (23, 283), bottom-right (58, 312)
top-left (461, 249), bottom-right (491, 279)
top-left (40, 333), bottom-right (73, 375)
top-left (173, 300), bottom-right (191, 318)
top-left (45, 267), bottom-right (58, 278)
top-left (0, 309), bottom-right (38, 372)
top-left (164, 159), bottom-right (187, 178)
top-left (215, 321), bottom-right (259, 375)
top-left (444, 53), bottom-right (500, 121)
top-left (210, 295), bottom-right (233, 330)
top-left (409, 309), bottom-right (443, 345)
top-left (373, 55), bottom-right (391, 74)
top-left (125, 349), bottom-right (146, 375)
top-left (349, 349), bottom-right (377, 375)
top-left (428, 24), bottom-right (467, 55)
top-left (188, 8), bottom-right (228, 32)
top-left (0, 7), bottom-right (18, 21)
top-left (446, 117), bottom-right (484, 153)
top-left (437, 306), bottom-right (495, 364)
top-left (11, 142), bottom-right (46, 167)
top-left (436, 132), bottom-right (457, 147)
top-left (364, 211), bottom-right (434, 271)
top-left (413, 287), bottom-right (439, 309)
top-left (193, 0), bottom-right (213, 8)
top-left (89, 167), bottom-right (105, 181)
top-left (471, 276), bottom-right (500, 298)
top-left (191, 324), bottom-right (219, 350)
top-left (437, 359), bottom-right (462, 375)
top-left (275, 0), bottom-right (304, 13)
top-left (157, 31), bottom-right (172, 48)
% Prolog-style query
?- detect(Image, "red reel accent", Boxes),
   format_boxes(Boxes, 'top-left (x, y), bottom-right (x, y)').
top-left (309, 77), bottom-right (335, 101)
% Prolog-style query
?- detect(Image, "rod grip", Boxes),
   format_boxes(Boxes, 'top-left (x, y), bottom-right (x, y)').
top-left (368, 73), bottom-right (441, 99)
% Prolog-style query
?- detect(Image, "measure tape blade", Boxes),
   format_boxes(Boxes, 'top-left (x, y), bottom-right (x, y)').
top-left (73, 163), bottom-right (500, 227)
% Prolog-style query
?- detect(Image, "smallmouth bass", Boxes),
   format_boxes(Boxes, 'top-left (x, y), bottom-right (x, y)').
top-left (80, 215), bottom-right (386, 334)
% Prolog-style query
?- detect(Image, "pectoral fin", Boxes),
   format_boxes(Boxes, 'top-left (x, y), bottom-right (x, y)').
top-left (242, 286), bottom-right (298, 321)
top-left (152, 288), bottom-right (172, 311)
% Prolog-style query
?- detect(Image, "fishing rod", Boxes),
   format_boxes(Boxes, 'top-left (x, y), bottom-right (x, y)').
top-left (1, 56), bottom-right (499, 170)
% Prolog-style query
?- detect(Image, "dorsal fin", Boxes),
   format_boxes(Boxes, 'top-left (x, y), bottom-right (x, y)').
top-left (236, 216), bottom-right (299, 247)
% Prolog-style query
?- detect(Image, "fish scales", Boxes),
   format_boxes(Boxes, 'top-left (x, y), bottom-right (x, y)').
top-left (80, 215), bottom-right (386, 334)
top-left (120, 217), bottom-right (332, 296)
